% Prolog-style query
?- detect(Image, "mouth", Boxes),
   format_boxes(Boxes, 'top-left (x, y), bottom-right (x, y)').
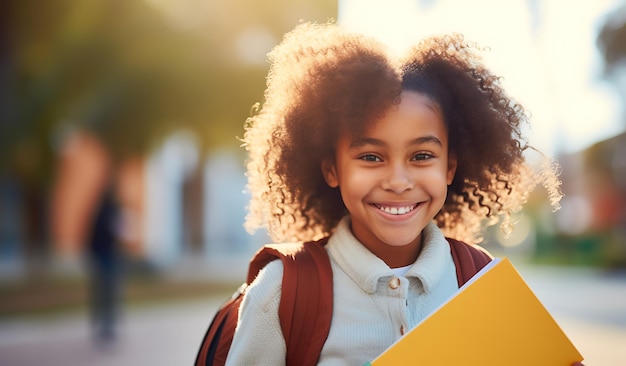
top-left (372, 203), bottom-right (419, 215)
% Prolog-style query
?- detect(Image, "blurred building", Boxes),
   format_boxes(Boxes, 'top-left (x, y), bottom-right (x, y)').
top-left (536, 132), bottom-right (626, 267)
top-left (44, 130), bottom-right (268, 277)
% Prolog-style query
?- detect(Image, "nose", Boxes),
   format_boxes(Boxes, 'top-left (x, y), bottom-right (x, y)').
top-left (381, 162), bottom-right (414, 193)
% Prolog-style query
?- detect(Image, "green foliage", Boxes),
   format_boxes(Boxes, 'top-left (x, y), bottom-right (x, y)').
top-left (1, 0), bottom-right (337, 182)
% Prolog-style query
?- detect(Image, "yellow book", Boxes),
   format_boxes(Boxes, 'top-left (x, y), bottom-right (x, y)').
top-left (367, 258), bottom-right (584, 366)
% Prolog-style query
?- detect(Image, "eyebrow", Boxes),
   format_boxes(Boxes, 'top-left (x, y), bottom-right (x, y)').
top-left (349, 135), bottom-right (443, 149)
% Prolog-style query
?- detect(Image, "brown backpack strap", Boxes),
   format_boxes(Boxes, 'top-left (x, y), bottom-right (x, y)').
top-left (248, 238), bottom-right (333, 366)
top-left (447, 238), bottom-right (493, 287)
top-left (195, 286), bottom-right (247, 366)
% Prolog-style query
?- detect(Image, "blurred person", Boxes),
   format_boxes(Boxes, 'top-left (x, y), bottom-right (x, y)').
top-left (86, 184), bottom-right (122, 349)
top-left (50, 130), bottom-right (123, 349)
top-left (210, 22), bottom-right (575, 365)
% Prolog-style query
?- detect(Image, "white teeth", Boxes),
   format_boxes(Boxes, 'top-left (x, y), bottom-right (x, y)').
top-left (378, 205), bottom-right (415, 215)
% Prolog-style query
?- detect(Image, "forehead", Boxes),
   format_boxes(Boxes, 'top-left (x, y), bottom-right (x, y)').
top-left (393, 91), bottom-right (443, 123)
top-left (346, 91), bottom-right (445, 142)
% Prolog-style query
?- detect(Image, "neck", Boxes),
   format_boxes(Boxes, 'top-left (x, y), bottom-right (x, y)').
top-left (378, 242), bottom-right (423, 268)
top-left (351, 228), bottom-right (423, 268)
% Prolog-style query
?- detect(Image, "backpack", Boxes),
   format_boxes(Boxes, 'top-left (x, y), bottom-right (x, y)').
top-left (194, 236), bottom-right (492, 366)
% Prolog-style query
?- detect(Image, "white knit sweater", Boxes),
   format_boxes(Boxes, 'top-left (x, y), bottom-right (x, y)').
top-left (226, 217), bottom-right (459, 366)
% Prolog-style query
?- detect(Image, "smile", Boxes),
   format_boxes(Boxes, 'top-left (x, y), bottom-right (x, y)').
top-left (373, 204), bottom-right (418, 215)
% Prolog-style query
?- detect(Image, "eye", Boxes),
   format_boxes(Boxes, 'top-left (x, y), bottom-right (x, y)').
top-left (358, 154), bottom-right (382, 162)
top-left (411, 152), bottom-right (434, 161)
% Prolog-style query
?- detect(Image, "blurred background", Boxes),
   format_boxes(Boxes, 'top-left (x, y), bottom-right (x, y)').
top-left (1, 0), bottom-right (625, 365)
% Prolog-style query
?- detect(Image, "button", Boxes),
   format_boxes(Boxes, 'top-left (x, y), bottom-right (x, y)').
top-left (388, 277), bottom-right (401, 289)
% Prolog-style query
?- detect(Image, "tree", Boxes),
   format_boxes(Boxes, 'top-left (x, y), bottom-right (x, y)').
top-left (597, 3), bottom-right (626, 77)
top-left (0, 0), bottom-right (337, 264)
top-left (2, 0), bottom-right (337, 171)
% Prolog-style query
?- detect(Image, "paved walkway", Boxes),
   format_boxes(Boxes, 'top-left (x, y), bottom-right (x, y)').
top-left (0, 298), bottom-right (223, 366)
top-left (518, 264), bottom-right (626, 366)
top-left (1, 264), bottom-right (624, 365)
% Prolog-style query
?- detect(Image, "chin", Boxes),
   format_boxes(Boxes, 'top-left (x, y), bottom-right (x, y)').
top-left (380, 234), bottom-right (420, 247)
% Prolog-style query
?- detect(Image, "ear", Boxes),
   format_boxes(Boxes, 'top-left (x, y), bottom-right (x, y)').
top-left (446, 154), bottom-right (458, 185)
top-left (321, 158), bottom-right (339, 188)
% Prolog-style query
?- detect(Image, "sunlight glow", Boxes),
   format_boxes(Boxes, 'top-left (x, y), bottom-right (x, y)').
top-left (496, 215), bottom-right (534, 248)
top-left (339, 0), bottom-right (622, 155)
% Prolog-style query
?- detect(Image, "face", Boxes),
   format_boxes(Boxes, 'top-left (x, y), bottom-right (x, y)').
top-left (322, 91), bottom-right (457, 266)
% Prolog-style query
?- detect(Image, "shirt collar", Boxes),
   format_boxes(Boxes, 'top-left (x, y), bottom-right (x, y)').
top-left (326, 216), bottom-right (450, 294)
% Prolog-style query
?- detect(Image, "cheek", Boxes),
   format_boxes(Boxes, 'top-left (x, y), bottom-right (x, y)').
top-left (420, 169), bottom-right (452, 196)
top-left (340, 168), bottom-right (369, 194)
top-left (336, 165), bottom-right (372, 204)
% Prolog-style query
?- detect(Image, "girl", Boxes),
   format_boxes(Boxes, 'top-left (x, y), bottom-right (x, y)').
top-left (227, 22), bottom-right (563, 365)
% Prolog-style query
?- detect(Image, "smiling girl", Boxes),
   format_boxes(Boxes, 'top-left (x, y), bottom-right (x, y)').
top-left (226, 22), bottom-right (563, 365)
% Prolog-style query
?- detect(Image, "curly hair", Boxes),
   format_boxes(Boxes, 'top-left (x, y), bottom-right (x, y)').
top-left (242, 22), bottom-right (562, 244)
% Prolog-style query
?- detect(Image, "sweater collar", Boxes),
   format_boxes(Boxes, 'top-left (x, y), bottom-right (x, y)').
top-left (326, 216), bottom-right (450, 294)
